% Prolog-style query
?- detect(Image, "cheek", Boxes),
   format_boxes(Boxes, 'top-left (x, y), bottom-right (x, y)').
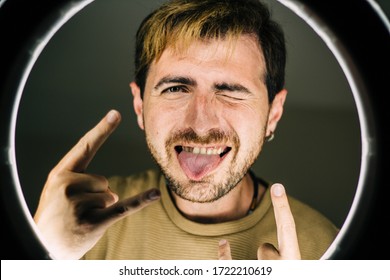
top-left (146, 98), bottom-right (188, 124)
top-left (226, 104), bottom-right (268, 133)
top-left (144, 106), bottom-right (177, 141)
top-left (237, 122), bottom-right (265, 146)
top-left (225, 107), bottom-right (268, 152)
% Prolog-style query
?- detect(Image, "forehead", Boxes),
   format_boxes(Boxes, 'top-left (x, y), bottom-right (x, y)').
top-left (151, 35), bottom-right (266, 77)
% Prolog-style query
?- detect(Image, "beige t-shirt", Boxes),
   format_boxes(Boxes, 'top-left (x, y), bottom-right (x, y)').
top-left (83, 169), bottom-right (338, 260)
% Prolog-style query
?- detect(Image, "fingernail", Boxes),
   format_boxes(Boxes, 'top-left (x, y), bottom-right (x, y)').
top-left (147, 189), bottom-right (161, 201)
top-left (272, 184), bottom-right (284, 197)
top-left (107, 110), bottom-right (119, 124)
top-left (219, 239), bottom-right (227, 246)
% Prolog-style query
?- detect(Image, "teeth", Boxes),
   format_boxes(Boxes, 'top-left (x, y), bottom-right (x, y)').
top-left (182, 146), bottom-right (225, 155)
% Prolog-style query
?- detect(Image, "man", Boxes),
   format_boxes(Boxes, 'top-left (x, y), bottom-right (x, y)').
top-left (33, 0), bottom-right (338, 260)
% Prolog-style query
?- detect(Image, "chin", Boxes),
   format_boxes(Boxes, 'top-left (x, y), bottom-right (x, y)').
top-left (165, 168), bottom-right (243, 203)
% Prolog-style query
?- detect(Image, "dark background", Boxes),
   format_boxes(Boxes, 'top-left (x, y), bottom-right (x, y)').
top-left (1, 0), bottom-right (389, 260)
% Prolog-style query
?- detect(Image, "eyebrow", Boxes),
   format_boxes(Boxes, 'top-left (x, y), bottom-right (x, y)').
top-left (154, 76), bottom-right (197, 90)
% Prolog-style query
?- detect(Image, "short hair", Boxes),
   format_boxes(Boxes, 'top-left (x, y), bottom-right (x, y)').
top-left (134, 0), bottom-right (286, 103)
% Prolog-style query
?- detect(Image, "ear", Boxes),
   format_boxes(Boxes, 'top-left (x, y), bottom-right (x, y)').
top-left (130, 81), bottom-right (144, 130)
top-left (266, 89), bottom-right (287, 137)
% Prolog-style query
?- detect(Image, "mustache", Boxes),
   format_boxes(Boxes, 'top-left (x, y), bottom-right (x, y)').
top-left (166, 128), bottom-right (239, 147)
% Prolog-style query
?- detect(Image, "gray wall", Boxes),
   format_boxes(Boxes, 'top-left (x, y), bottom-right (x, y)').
top-left (15, 0), bottom-right (379, 231)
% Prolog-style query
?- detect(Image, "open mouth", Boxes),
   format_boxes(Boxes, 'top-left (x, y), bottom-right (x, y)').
top-left (175, 145), bottom-right (232, 181)
top-left (175, 145), bottom-right (231, 156)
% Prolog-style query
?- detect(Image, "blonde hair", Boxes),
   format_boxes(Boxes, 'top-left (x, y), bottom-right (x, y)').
top-left (134, 0), bottom-right (286, 102)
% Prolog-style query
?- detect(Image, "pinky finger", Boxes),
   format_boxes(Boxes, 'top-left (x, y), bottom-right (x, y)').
top-left (92, 188), bottom-right (161, 225)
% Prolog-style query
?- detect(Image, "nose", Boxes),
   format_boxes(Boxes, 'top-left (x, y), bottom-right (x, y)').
top-left (183, 94), bottom-right (220, 136)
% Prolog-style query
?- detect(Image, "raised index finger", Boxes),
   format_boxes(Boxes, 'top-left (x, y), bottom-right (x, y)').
top-left (55, 110), bottom-right (121, 173)
top-left (270, 183), bottom-right (301, 259)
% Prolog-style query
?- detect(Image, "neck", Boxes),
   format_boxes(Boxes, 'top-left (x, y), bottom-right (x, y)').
top-left (170, 173), bottom-right (260, 223)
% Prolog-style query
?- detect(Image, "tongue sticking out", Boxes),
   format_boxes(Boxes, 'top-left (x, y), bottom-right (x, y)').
top-left (177, 150), bottom-right (222, 181)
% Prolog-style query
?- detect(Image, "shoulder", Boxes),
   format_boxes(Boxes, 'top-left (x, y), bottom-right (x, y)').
top-left (108, 169), bottom-right (161, 199)
top-left (288, 195), bottom-right (338, 231)
top-left (287, 195), bottom-right (339, 259)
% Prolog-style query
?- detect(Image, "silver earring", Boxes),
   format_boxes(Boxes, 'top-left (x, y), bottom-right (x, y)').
top-left (266, 131), bottom-right (274, 142)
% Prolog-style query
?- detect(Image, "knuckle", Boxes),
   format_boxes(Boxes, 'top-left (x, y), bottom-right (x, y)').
top-left (275, 202), bottom-right (289, 211)
top-left (98, 193), bottom-right (117, 208)
top-left (114, 205), bottom-right (128, 215)
top-left (128, 197), bottom-right (142, 208)
top-left (96, 175), bottom-right (109, 188)
top-left (47, 170), bottom-right (72, 193)
top-left (111, 196), bottom-right (145, 215)
top-left (47, 168), bottom-right (62, 183)
top-left (105, 193), bottom-right (117, 206)
top-left (76, 137), bottom-right (93, 160)
top-left (278, 221), bottom-right (297, 235)
top-left (109, 203), bottom-right (132, 219)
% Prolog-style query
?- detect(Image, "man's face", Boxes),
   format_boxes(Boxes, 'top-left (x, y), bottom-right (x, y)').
top-left (132, 35), bottom-right (284, 203)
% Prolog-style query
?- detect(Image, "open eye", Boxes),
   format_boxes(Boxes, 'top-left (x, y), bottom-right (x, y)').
top-left (161, 85), bottom-right (189, 94)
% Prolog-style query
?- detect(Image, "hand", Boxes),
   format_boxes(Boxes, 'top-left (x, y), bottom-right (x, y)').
top-left (33, 110), bottom-right (160, 260)
top-left (218, 183), bottom-right (301, 260)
